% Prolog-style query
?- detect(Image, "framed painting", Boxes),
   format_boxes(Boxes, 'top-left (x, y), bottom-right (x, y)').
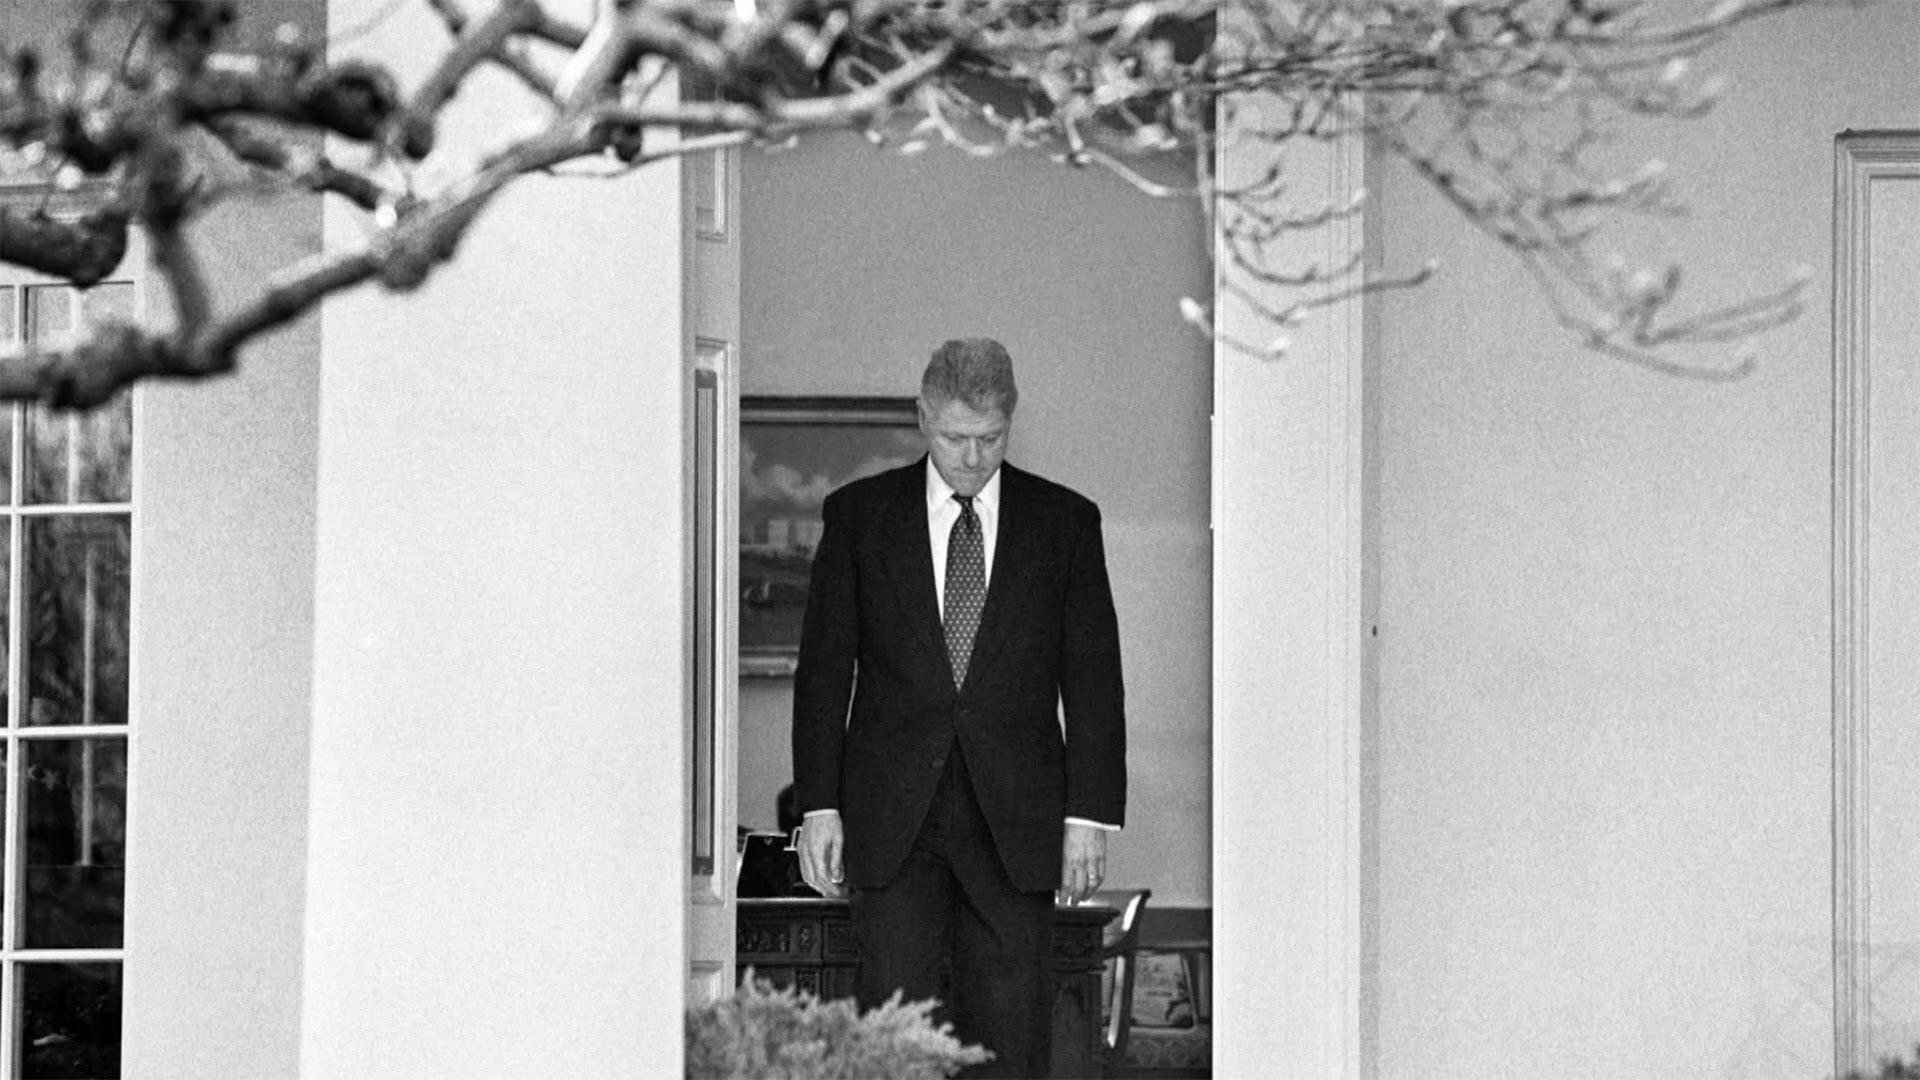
top-left (740, 396), bottom-right (924, 677)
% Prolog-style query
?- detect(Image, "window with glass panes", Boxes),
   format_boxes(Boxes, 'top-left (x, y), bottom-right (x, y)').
top-left (0, 278), bottom-right (135, 1080)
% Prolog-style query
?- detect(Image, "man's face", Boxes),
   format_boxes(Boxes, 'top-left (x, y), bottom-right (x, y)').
top-left (920, 396), bottom-right (1010, 498)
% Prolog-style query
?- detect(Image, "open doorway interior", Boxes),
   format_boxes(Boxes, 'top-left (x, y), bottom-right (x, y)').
top-left (730, 132), bottom-right (1215, 913)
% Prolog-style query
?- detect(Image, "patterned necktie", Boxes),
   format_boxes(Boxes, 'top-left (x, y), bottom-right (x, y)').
top-left (943, 494), bottom-right (986, 688)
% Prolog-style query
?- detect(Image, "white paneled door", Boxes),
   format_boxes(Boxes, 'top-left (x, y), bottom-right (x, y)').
top-left (685, 118), bottom-right (742, 1003)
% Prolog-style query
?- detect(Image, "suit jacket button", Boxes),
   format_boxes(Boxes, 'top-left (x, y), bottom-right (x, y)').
top-left (931, 755), bottom-right (946, 771)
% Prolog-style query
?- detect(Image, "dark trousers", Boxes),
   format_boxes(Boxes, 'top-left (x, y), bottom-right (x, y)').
top-left (850, 742), bottom-right (1056, 1079)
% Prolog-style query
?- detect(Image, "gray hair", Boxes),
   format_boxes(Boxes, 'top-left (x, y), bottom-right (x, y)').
top-left (920, 338), bottom-right (1019, 416)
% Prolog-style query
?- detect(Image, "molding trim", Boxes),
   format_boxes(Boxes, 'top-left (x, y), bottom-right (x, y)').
top-left (1211, 107), bottom-right (1367, 1077)
top-left (684, 124), bottom-right (742, 1000)
top-left (1831, 129), bottom-right (1920, 1079)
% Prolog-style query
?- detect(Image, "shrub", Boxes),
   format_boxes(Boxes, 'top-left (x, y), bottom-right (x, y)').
top-left (686, 972), bottom-right (991, 1079)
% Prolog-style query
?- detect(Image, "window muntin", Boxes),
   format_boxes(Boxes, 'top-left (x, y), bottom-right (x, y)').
top-left (0, 272), bottom-right (135, 1080)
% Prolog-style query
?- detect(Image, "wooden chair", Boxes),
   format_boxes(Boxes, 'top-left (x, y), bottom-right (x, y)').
top-left (1090, 888), bottom-right (1151, 1078)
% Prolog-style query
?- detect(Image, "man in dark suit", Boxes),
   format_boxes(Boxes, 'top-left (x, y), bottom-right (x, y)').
top-left (792, 338), bottom-right (1127, 1078)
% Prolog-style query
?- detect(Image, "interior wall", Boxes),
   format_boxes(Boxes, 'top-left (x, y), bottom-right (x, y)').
top-left (737, 135), bottom-right (1215, 905)
top-left (1367, 6), bottom-right (1920, 1077)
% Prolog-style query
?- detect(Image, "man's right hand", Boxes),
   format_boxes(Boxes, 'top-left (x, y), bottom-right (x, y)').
top-left (795, 811), bottom-right (848, 898)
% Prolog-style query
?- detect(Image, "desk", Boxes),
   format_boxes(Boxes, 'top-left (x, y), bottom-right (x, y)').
top-left (737, 897), bottom-right (1119, 1079)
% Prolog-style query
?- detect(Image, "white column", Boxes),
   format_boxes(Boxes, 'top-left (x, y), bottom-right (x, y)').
top-left (1212, 108), bottom-right (1368, 1078)
top-left (126, 214), bottom-right (320, 1080)
top-left (302, 2), bottom-right (687, 1076)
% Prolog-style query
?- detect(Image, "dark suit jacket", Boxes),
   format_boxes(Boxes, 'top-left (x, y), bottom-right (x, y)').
top-left (791, 458), bottom-right (1126, 894)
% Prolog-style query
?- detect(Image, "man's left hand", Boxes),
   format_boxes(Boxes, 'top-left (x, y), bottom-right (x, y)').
top-left (1058, 822), bottom-right (1107, 905)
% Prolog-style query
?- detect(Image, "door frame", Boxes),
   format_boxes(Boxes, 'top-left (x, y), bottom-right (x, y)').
top-left (1831, 128), bottom-right (1920, 1078)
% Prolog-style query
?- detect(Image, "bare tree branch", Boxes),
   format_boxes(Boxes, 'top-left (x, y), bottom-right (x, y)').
top-left (0, 0), bottom-right (1818, 406)
top-left (398, 0), bottom-right (549, 156)
top-left (425, 0), bottom-right (560, 100)
top-left (0, 206), bottom-right (128, 287)
top-left (199, 118), bottom-right (397, 210)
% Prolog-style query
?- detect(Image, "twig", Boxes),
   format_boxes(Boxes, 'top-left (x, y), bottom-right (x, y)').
top-left (397, 0), bottom-right (549, 156)
top-left (424, 0), bottom-right (559, 100)
top-left (200, 118), bottom-right (397, 211)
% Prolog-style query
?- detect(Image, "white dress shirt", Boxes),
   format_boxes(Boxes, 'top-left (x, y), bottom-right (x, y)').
top-left (926, 458), bottom-right (1001, 611)
top-left (805, 460), bottom-right (1116, 833)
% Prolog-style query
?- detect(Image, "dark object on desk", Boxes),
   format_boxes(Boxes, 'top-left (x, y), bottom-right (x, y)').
top-left (776, 784), bottom-right (801, 834)
top-left (737, 897), bottom-right (1119, 1079)
top-left (736, 830), bottom-right (819, 899)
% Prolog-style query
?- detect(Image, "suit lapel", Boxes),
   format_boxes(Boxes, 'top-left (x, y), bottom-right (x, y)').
top-left (874, 459), bottom-right (946, 667)
top-left (963, 464), bottom-right (1038, 686)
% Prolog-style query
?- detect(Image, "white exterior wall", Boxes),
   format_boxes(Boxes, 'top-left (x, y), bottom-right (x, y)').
top-left (301, 1), bottom-right (686, 1075)
top-left (1368, 7), bottom-right (1920, 1077)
